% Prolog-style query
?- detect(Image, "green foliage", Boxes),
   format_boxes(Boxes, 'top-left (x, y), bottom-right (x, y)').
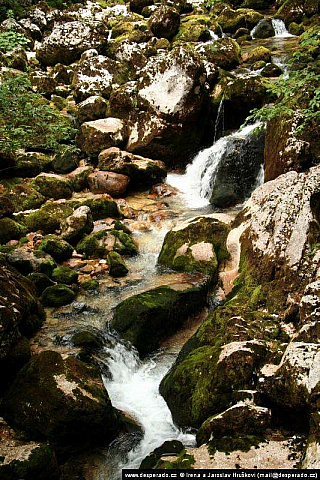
top-left (0, 72), bottom-right (76, 153)
top-left (0, 29), bottom-right (30, 53)
top-left (0, 1), bottom-right (25, 22)
top-left (246, 27), bottom-right (320, 134)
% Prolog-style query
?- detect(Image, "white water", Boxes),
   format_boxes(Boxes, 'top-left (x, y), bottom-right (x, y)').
top-left (103, 342), bottom-right (195, 476)
top-left (167, 123), bottom-right (261, 209)
top-left (272, 18), bottom-right (294, 38)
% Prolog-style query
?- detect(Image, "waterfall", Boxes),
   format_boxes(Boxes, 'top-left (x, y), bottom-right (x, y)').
top-left (272, 18), bottom-right (294, 38)
top-left (167, 123), bottom-right (262, 209)
top-left (103, 339), bottom-right (195, 476)
top-left (209, 29), bottom-right (219, 40)
top-left (214, 99), bottom-right (224, 142)
top-left (272, 54), bottom-right (290, 79)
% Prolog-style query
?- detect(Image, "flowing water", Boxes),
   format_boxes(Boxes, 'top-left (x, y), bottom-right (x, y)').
top-left (271, 18), bottom-right (294, 38)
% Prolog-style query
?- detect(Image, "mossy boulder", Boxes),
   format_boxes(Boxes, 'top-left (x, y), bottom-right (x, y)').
top-left (0, 419), bottom-right (59, 480)
top-left (61, 206), bottom-right (94, 245)
top-left (40, 284), bottom-right (76, 307)
top-left (7, 248), bottom-right (56, 277)
top-left (52, 146), bottom-right (80, 175)
top-left (140, 440), bottom-right (184, 468)
top-left (276, 0), bottom-right (319, 25)
top-left (110, 229), bottom-right (138, 256)
top-left (0, 218), bottom-right (27, 244)
top-left (33, 173), bottom-right (73, 200)
top-left (81, 279), bottom-right (99, 291)
top-left (195, 37), bottom-right (241, 70)
top-left (1, 350), bottom-right (122, 452)
top-left (158, 217), bottom-right (229, 281)
top-left (148, 6), bottom-right (180, 40)
top-left (107, 251), bottom-right (128, 277)
top-left (247, 46), bottom-right (271, 64)
top-left (98, 147), bottom-right (166, 187)
top-left (76, 233), bottom-right (106, 258)
top-left (252, 18), bottom-right (275, 38)
top-left (27, 272), bottom-right (55, 294)
top-left (0, 180), bottom-right (46, 213)
top-left (73, 196), bottom-right (121, 220)
top-left (111, 278), bottom-right (208, 356)
top-left (23, 202), bottom-right (73, 235)
top-left (0, 196), bottom-right (14, 218)
top-left (72, 329), bottom-right (104, 350)
top-left (76, 228), bottom-right (137, 258)
top-left (67, 166), bottom-right (94, 192)
top-left (217, 7), bottom-right (263, 33)
top-left (74, 95), bottom-right (108, 124)
top-left (130, 0), bottom-right (154, 14)
top-left (51, 266), bottom-right (78, 285)
top-left (37, 234), bottom-right (74, 262)
top-left (173, 15), bottom-right (211, 42)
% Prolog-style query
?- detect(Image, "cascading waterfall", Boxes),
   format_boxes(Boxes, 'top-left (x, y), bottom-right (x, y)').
top-left (271, 18), bottom-right (294, 38)
top-left (167, 123), bottom-right (262, 209)
top-left (103, 340), bottom-right (195, 477)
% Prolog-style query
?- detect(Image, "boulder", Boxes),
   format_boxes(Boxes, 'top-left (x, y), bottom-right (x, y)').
top-left (247, 46), bottom-right (271, 64)
top-left (0, 218), bottom-right (27, 244)
top-left (196, 402), bottom-right (272, 452)
top-left (107, 251), bottom-right (128, 277)
top-left (61, 206), bottom-right (94, 245)
top-left (40, 284), bottom-right (76, 307)
top-left (1, 350), bottom-right (121, 452)
top-left (22, 202), bottom-right (73, 235)
top-left (130, 0), bottom-right (154, 14)
top-left (52, 146), bottom-right (80, 175)
top-left (140, 440), bottom-right (184, 468)
top-left (87, 171), bottom-right (130, 196)
top-left (67, 166), bottom-right (94, 192)
top-left (73, 196), bottom-right (121, 220)
top-left (217, 7), bottom-right (263, 34)
top-left (0, 419), bottom-right (59, 480)
top-left (37, 235), bottom-right (74, 262)
top-left (7, 248), bottom-right (56, 277)
top-left (30, 70), bottom-right (57, 95)
top-left (76, 118), bottom-right (126, 157)
top-left (173, 15), bottom-right (212, 42)
top-left (209, 128), bottom-right (265, 207)
top-left (76, 228), bottom-right (138, 258)
top-left (158, 216), bottom-right (229, 280)
top-left (27, 272), bottom-right (55, 294)
top-left (111, 275), bottom-right (209, 356)
top-left (52, 266), bottom-right (78, 285)
top-left (0, 259), bottom-right (44, 394)
top-left (276, 0), bottom-right (319, 25)
top-left (0, 196), bottom-right (14, 218)
top-left (98, 147), bottom-right (166, 187)
top-left (148, 6), bottom-right (180, 40)
top-left (36, 21), bottom-right (108, 66)
top-left (261, 63), bottom-right (282, 78)
top-left (195, 38), bottom-right (241, 70)
top-left (32, 173), bottom-right (73, 200)
top-left (74, 95), bottom-right (108, 124)
top-left (252, 19), bottom-right (275, 38)
top-left (1, 180), bottom-right (46, 213)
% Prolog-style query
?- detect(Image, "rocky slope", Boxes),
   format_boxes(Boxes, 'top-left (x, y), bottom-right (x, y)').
top-left (0, 0), bottom-right (319, 477)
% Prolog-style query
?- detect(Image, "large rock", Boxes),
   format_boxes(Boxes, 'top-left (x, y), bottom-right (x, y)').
top-left (158, 216), bottom-right (229, 280)
top-left (76, 118), bottom-right (127, 157)
top-left (37, 234), bottom-right (74, 262)
top-left (7, 248), bottom-right (56, 277)
top-left (173, 14), bottom-right (212, 42)
top-left (276, 0), bottom-right (319, 25)
top-left (252, 18), bottom-right (275, 38)
top-left (98, 147), bottom-right (166, 187)
top-left (148, 6), bottom-right (180, 40)
top-left (1, 350), bottom-right (121, 452)
top-left (36, 21), bottom-right (108, 66)
top-left (74, 95), bottom-right (108, 124)
top-left (0, 218), bottom-right (27, 244)
top-left (61, 206), bottom-right (94, 245)
top-left (0, 259), bottom-right (44, 394)
top-left (111, 274), bottom-right (209, 356)
top-left (87, 171), bottom-right (130, 196)
top-left (32, 173), bottom-right (73, 200)
top-left (217, 7), bottom-right (263, 33)
top-left (195, 38), bottom-right (241, 70)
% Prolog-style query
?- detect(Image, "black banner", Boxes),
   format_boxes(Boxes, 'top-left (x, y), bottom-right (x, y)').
top-left (122, 470), bottom-right (319, 480)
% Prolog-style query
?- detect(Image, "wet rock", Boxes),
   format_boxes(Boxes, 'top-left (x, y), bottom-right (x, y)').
top-left (252, 19), bottom-right (275, 39)
top-left (140, 440), bottom-right (184, 468)
top-left (88, 171), bottom-right (130, 196)
top-left (36, 21), bottom-right (108, 66)
top-left (32, 173), bottom-right (73, 200)
top-left (61, 206), bottom-right (94, 245)
top-left (37, 235), bottom-right (74, 263)
top-left (111, 275), bottom-right (208, 356)
top-left (74, 196), bottom-right (121, 220)
top-left (76, 118), bottom-right (126, 157)
top-left (74, 95), bottom-right (108, 124)
top-left (7, 248), bottom-right (56, 277)
top-left (195, 37), bottom-right (241, 70)
top-left (158, 217), bottom-right (229, 281)
top-left (52, 266), bottom-right (79, 285)
top-left (196, 402), bottom-right (271, 451)
top-left (107, 251), bottom-right (128, 277)
top-left (148, 6), bottom-right (180, 40)
top-left (0, 218), bottom-right (27, 245)
top-left (81, 279), bottom-right (99, 291)
top-left (261, 63), bottom-right (282, 77)
top-left (1, 179), bottom-right (46, 214)
top-left (27, 272), bottom-right (55, 294)
top-left (98, 147), bottom-right (166, 187)
top-left (0, 259), bottom-right (44, 393)
top-left (40, 284), bottom-right (76, 307)
top-left (0, 419), bottom-right (59, 480)
top-left (22, 202), bottom-right (73, 236)
top-left (1, 350), bottom-right (121, 453)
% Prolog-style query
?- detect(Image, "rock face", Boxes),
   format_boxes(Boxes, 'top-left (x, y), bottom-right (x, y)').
top-left (98, 147), bottom-right (166, 187)
top-left (36, 21), bottom-right (108, 66)
top-left (111, 274), bottom-right (209, 357)
top-left (76, 118), bottom-right (126, 157)
top-left (87, 171), bottom-right (130, 196)
top-left (196, 38), bottom-right (241, 70)
top-left (158, 216), bottom-right (229, 280)
top-left (148, 6), bottom-right (180, 40)
top-left (1, 351), bottom-right (121, 453)
top-left (0, 259), bottom-right (44, 394)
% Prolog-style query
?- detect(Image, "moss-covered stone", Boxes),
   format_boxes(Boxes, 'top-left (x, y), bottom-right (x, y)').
top-left (0, 179), bottom-right (46, 213)
top-left (196, 37), bottom-right (241, 70)
top-left (247, 46), bottom-right (271, 64)
top-left (32, 173), bottom-right (73, 200)
top-left (73, 197), bottom-right (121, 220)
top-left (72, 330), bottom-right (104, 349)
top-left (61, 206), bottom-right (94, 245)
top-left (37, 234), bottom-right (74, 262)
top-left (217, 7), bottom-right (263, 33)
top-left (154, 450), bottom-right (195, 469)
top-left (51, 266), bottom-right (78, 285)
top-left (107, 251), bottom-right (128, 277)
top-left (1, 350), bottom-right (122, 453)
top-left (111, 279), bottom-right (208, 356)
top-left (40, 284), bottom-right (76, 307)
top-left (52, 145), bottom-right (80, 174)
top-left (7, 248), bottom-right (57, 277)
top-left (0, 196), bottom-right (14, 218)
top-left (140, 440), bottom-right (184, 469)
top-left (76, 234), bottom-right (106, 258)
top-left (158, 217), bottom-right (229, 281)
top-left (27, 272), bottom-right (55, 294)
top-left (23, 202), bottom-right (73, 234)
top-left (110, 229), bottom-right (138, 256)
top-left (81, 279), bottom-right (99, 291)
top-left (276, 0), bottom-right (319, 25)
top-left (0, 218), bottom-right (27, 244)
top-left (173, 15), bottom-right (211, 42)
top-left (148, 6), bottom-right (180, 40)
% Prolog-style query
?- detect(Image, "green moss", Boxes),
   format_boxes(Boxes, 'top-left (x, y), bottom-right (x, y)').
top-left (247, 46), bottom-right (271, 64)
top-left (72, 197), bottom-right (121, 220)
top-left (0, 217), bottom-right (27, 244)
top-left (76, 234), bottom-right (105, 258)
top-left (40, 284), bottom-right (75, 307)
top-left (37, 235), bottom-right (74, 262)
top-left (32, 174), bottom-right (73, 200)
top-left (207, 434), bottom-right (264, 456)
top-left (72, 330), bottom-right (103, 349)
top-left (81, 279), bottom-right (99, 291)
top-left (107, 251), bottom-right (128, 277)
top-left (51, 266), bottom-right (78, 285)
top-left (110, 230), bottom-right (138, 256)
top-left (23, 202), bottom-right (73, 235)
top-left (1, 181), bottom-right (46, 213)
top-left (173, 15), bottom-right (212, 42)
top-left (156, 450), bottom-right (196, 469)
top-left (27, 273), bottom-right (54, 294)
